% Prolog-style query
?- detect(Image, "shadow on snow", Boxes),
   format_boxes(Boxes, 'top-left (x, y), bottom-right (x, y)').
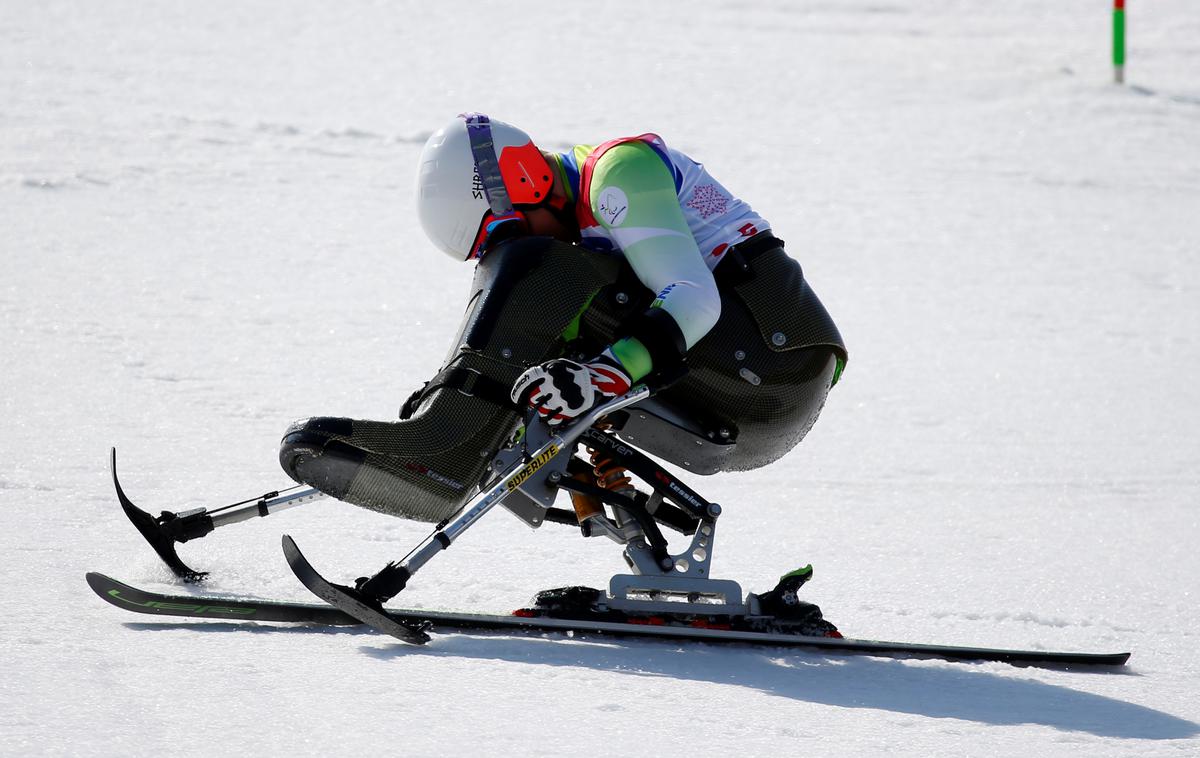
top-left (125, 620), bottom-right (1194, 740)
top-left (386, 634), bottom-right (1195, 741)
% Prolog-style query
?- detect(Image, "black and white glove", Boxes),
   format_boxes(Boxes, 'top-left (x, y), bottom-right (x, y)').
top-left (511, 352), bottom-right (633, 427)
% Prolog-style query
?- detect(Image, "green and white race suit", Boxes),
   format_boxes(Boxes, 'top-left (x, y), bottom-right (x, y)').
top-left (550, 134), bottom-right (769, 380)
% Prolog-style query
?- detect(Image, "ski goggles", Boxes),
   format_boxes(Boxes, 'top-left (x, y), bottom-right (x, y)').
top-left (468, 210), bottom-right (529, 260)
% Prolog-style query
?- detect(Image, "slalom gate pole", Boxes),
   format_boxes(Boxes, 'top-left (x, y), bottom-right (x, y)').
top-left (1113, 0), bottom-right (1126, 84)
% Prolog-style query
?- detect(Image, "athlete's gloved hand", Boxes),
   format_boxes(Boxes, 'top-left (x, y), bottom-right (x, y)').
top-left (511, 352), bottom-right (633, 427)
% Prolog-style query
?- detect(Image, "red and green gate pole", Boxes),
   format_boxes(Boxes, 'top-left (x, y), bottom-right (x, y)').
top-left (1113, 0), bottom-right (1126, 84)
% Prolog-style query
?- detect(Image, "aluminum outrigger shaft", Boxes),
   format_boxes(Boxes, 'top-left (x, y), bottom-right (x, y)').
top-left (354, 386), bottom-right (653, 603)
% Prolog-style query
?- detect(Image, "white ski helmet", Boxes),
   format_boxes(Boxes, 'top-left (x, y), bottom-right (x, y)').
top-left (416, 113), bottom-right (555, 261)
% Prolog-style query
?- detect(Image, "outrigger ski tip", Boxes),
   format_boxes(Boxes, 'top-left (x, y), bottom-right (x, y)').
top-left (282, 535), bottom-right (431, 645)
top-left (111, 447), bottom-right (210, 582)
top-left (110, 447), bottom-right (329, 582)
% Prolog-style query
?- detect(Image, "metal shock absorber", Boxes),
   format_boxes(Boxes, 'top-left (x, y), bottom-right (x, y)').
top-left (590, 449), bottom-right (638, 528)
top-left (563, 447), bottom-right (648, 544)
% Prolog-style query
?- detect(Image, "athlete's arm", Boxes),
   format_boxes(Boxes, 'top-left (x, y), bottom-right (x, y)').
top-left (589, 142), bottom-right (721, 380)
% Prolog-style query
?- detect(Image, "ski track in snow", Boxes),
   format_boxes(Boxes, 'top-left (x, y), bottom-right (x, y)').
top-left (3, 1), bottom-right (1199, 755)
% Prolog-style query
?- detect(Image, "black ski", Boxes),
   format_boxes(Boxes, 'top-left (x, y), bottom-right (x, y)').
top-left (86, 572), bottom-right (1131, 667)
top-left (86, 571), bottom-right (358, 625)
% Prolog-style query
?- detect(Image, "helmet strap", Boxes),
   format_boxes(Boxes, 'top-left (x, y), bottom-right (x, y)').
top-left (460, 113), bottom-right (516, 218)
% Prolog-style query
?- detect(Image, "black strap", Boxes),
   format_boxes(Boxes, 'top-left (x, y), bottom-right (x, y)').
top-left (713, 232), bottom-right (782, 286)
top-left (401, 367), bottom-right (518, 419)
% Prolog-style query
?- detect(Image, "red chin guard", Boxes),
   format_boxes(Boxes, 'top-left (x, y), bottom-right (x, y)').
top-left (498, 142), bottom-right (554, 206)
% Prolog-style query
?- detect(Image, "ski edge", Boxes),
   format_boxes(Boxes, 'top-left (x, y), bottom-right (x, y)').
top-left (85, 572), bottom-right (1130, 667)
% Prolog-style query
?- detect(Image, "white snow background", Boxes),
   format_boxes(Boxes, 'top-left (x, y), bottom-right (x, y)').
top-left (2, 1), bottom-right (1199, 755)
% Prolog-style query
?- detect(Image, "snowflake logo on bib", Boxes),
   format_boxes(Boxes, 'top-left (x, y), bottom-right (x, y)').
top-left (686, 184), bottom-right (729, 219)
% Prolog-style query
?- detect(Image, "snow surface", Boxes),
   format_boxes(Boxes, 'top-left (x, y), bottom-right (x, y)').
top-left (3, 0), bottom-right (1199, 755)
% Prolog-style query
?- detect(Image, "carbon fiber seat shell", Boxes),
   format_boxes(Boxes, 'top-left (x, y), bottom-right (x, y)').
top-left (280, 236), bottom-right (845, 521)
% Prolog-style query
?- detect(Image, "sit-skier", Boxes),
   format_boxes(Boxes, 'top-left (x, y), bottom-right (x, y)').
top-left (281, 113), bottom-right (846, 633)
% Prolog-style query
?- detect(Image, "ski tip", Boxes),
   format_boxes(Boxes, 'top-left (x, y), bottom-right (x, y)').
top-left (281, 534), bottom-right (324, 593)
top-left (84, 572), bottom-right (130, 608)
top-left (281, 534), bottom-right (302, 562)
top-left (84, 571), bottom-right (107, 592)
